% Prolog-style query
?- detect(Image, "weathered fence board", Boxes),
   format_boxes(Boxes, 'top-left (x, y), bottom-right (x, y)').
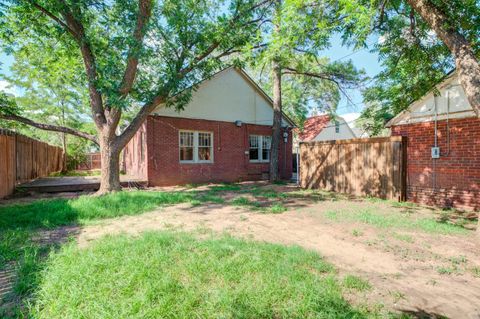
top-left (76, 153), bottom-right (101, 170)
top-left (300, 136), bottom-right (406, 201)
top-left (0, 130), bottom-right (64, 199)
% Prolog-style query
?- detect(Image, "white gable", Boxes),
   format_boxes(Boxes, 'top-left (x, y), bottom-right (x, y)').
top-left (387, 72), bottom-right (476, 127)
top-left (152, 68), bottom-right (291, 127)
top-left (314, 118), bottom-right (356, 141)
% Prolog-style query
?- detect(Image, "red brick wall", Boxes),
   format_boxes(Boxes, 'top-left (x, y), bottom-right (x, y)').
top-left (143, 115), bottom-right (292, 186)
top-left (391, 117), bottom-right (480, 211)
top-left (123, 123), bottom-right (147, 178)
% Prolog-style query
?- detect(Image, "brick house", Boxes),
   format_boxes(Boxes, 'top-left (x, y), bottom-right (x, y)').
top-left (123, 67), bottom-right (295, 186)
top-left (387, 71), bottom-right (480, 211)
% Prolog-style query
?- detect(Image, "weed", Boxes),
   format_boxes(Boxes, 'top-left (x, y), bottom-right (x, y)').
top-left (352, 229), bottom-right (364, 237)
top-left (470, 266), bottom-right (480, 278)
top-left (343, 275), bottom-right (371, 291)
top-left (392, 233), bottom-right (414, 243)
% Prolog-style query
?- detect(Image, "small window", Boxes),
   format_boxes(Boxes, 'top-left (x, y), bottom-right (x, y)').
top-left (262, 136), bottom-right (271, 161)
top-left (335, 121), bottom-right (340, 133)
top-left (249, 135), bottom-right (271, 162)
top-left (179, 131), bottom-right (213, 163)
top-left (198, 132), bottom-right (212, 161)
top-left (249, 135), bottom-right (259, 161)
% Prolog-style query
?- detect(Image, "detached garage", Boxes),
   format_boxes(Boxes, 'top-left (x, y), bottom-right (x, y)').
top-left (387, 71), bottom-right (480, 211)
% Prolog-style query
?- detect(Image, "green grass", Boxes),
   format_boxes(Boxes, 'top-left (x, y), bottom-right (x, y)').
top-left (30, 231), bottom-right (377, 318)
top-left (0, 190), bottom-right (226, 231)
top-left (49, 170), bottom-right (101, 177)
top-left (231, 196), bottom-right (261, 208)
top-left (208, 183), bottom-right (242, 192)
top-left (342, 275), bottom-right (372, 292)
top-left (267, 203), bottom-right (287, 214)
top-left (323, 209), bottom-right (468, 235)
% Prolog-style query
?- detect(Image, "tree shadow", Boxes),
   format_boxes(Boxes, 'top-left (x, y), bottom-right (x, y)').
top-left (399, 308), bottom-right (450, 319)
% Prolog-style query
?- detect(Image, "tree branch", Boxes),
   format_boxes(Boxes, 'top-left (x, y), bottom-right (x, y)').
top-left (0, 113), bottom-right (98, 145)
top-left (27, 0), bottom-right (76, 36)
top-left (118, 0), bottom-right (153, 97)
top-left (117, 0), bottom-right (273, 149)
top-left (58, 2), bottom-right (106, 127)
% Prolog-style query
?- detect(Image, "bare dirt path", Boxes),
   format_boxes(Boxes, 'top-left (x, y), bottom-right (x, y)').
top-left (77, 198), bottom-right (480, 319)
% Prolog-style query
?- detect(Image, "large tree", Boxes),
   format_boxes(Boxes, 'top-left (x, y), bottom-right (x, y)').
top-left (0, 0), bottom-right (269, 193)
top-left (247, 0), bottom-right (364, 181)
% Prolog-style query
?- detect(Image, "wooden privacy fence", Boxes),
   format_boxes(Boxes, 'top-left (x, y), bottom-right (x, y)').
top-left (76, 153), bottom-right (101, 170)
top-left (0, 130), bottom-right (64, 198)
top-left (300, 136), bottom-right (406, 201)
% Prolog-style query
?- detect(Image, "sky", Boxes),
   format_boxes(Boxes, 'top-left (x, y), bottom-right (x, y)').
top-left (0, 33), bottom-right (383, 125)
top-left (320, 33), bottom-right (382, 123)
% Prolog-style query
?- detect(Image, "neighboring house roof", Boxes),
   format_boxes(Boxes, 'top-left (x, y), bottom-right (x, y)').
top-left (386, 70), bottom-right (475, 127)
top-left (296, 115), bottom-right (331, 141)
top-left (153, 66), bottom-right (296, 127)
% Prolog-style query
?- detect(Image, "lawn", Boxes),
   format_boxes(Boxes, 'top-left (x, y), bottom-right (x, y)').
top-left (31, 232), bottom-right (373, 318)
top-left (0, 182), bottom-right (477, 318)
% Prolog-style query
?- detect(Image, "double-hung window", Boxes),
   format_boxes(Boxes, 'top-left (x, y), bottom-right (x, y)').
top-left (249, 135), bottom-right (271, 162)
top-left (179, 131), bottom-right (213, 163)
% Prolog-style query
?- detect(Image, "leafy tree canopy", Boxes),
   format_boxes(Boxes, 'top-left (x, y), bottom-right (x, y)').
top-left (243, 0), bottom-right (366, 126)
top-left (338, 0), bottom-right (479, 135)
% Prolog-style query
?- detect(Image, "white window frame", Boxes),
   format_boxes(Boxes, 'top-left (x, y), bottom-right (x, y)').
top-left (179, 130), bottom-right (214, 164)
top-left (249, 135), bottom-right (271, 163)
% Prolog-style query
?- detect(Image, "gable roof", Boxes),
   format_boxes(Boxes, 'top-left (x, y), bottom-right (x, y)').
top-left (297, 115), bottom-right (331, 141)
top-left (154, 67), bottom-right (296, 127)
top-left (385, 70), bottom-right (476, 127)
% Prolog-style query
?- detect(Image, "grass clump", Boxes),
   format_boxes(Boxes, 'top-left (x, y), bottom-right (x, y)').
top-left (30, 231), bottom-right (374, 318)
top-left (231, 196), bottom-right (260, 208)
top-left (267, 203), bottom-right (287, 214)
top-left (342, 275), bottom-right (372, 292)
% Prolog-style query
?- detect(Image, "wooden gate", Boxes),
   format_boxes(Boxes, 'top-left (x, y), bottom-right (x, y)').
top-left (300, 136), bottom-right (406, 201)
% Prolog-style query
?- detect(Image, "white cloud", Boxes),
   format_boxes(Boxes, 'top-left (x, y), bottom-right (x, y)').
top-left (0, 80), bottom-right (16, 96)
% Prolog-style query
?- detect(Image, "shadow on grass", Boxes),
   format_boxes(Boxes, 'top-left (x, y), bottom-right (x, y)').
top-left (0, 190), bottom-right (225, 317)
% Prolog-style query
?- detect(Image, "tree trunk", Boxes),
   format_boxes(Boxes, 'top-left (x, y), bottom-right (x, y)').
top-left (270, 59), bottom-right (282, 182)
top-left (406, 0), bottom-right (480, 115)
top-left (98, 136), bottom-right (122, 194)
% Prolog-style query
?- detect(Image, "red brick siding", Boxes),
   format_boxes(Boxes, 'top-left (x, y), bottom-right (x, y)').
top-left (143, 115), bottom-right (292, 186)
top-left (123, 123), bottom-right (148, 178)
top-left (391, 117), bottom-right (480, 211)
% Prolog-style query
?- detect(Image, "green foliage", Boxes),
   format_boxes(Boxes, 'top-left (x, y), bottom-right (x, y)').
top-left (0, 0), bottom-right (271, 172)
top-left (27, 231), bottom-right (379, 318)
top-left (245, 0), bottom-right (366, 124)
top-left (338, 0), bottom-right (480, 135)
top-left (0, 91), bottom-right (18, 116)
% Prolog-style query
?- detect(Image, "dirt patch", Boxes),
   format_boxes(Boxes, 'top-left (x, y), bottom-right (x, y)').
top-left (76, 190), bottom-right (480, 318)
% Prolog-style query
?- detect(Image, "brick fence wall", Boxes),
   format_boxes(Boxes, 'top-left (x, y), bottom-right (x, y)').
top-left (391, 117), bottom-right (480, 211)
top-left (137, 115), bottom-right (292, 186)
